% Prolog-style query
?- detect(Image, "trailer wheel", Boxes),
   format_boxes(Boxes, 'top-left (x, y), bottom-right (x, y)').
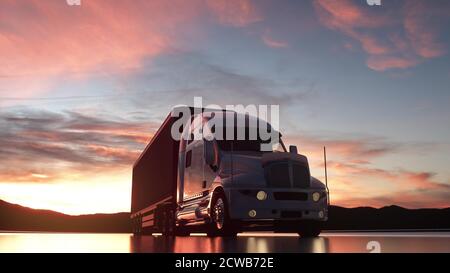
top-left (132, 215), bottom-right (141, 235)
top-left (132, 217), bottom-right (137, 234)
top-left (207, 193), bottom-right (237, 237)
top-left (161, 207), bottom-right (175, 236)
top-left (175, 226), bottom-right (190, 237)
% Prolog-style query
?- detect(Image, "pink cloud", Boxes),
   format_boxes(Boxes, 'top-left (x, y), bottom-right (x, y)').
top-left (0, 1), bottom-right (180, 76)
top-left (366, 55), bottom-right (418, 71)
top-left (358, 35), bottom-right (390, 55)
top-left (206, 0), bottom-right (262, 27)
top-left (403, 1), bottom-right (446, 58)
top-left (313, 0), bottom-right (447, 72)
top-left (0, 0), bottom-right (263, 100)
top-left (261, 30), bottom-right (288, 48)
top-left (0, 1), bottom-right (191, 100)
top-left (313, 0), bottom-right (388, 30)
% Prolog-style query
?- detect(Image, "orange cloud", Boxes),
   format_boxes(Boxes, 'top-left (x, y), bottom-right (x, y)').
top-left (313, 0), bottom-right (447, 71)
top-left (0, 169), bottom-right (58, 183)
top-left (285, 134), bottom-right (396, 162)
top-left (0, 109), bottom-right (152, 214)
top-left (285, 133), bottom-right (450, 209)
top-left (320, 160), bottom-right (450, 208)
top-left (85, 144), bottom-right (141, 165)
top-left (0, 109), bottom-right (152, 175)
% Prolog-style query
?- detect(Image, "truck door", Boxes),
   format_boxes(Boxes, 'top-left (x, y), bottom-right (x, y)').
top-left (202, 122), bottom-right (218, 190)
top-left (183, 115), bottom-right (205, 200)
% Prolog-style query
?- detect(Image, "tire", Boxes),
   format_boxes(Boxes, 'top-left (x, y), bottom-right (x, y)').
top-left (175, 226), bottom-right (191, 237)
top-left (132, 217), bottom-right (137, 234)
top-left (298, 221), bottom-right (322, 238)
top-left (161, 207), bottom-right (175, 236)
top-left (207, 193), bottom-right (237, 237)
top-left (132, 215), bottom-right (142, 235)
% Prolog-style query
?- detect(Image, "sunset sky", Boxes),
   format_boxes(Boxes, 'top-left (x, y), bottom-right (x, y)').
top-left (1, 0), bottom-right (450, 215)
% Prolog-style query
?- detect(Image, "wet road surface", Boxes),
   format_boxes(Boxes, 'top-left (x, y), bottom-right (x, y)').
top-left (1, 232), bottom-right (449, 253)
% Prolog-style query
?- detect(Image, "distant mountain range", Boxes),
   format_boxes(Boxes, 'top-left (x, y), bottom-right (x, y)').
top-left (1, 199), bottom-right (450, 232)
top-left (326, 205), bottom-right (450, 230)
top-left (0, 200), bottom-right (130, 232)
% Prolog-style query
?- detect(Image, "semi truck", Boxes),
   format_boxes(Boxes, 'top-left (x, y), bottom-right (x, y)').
top-left (131, 107), bottom-right (329, 237)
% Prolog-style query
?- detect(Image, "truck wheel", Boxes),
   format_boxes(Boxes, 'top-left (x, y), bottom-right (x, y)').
top-left (138, 215), bottom-right (143, 234)
top-left (132, 218), bottom-right (136, 234)
top-left (175, 226), bottom-right (190, 237)
top-left (133, 215), bottom-right (142, 235)
top-left (298, 222), bottom-right (322, 238)
top-left (207, 194), bottom-right (237, 237)
top-left (161, 208), bottom-right (175, 236)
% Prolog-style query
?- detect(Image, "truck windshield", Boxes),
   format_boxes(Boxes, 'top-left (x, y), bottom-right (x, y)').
top-left (204, 113), bottom-right (286, 153)
top-left (216, 138), bottom-right (286, 153)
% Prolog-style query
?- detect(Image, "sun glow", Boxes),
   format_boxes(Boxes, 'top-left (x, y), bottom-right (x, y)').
top-left (0, 173), bottom-right (131, 215)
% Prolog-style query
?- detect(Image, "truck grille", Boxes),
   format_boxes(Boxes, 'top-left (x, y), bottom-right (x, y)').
top-left (273, 192), bottom-right (308, 201)
top-left (292, 163), bottom-right (310, 188)
top-left (266, 163), bottom-right (290, 188)
top-left (265, 161), bottom-right (310, 189)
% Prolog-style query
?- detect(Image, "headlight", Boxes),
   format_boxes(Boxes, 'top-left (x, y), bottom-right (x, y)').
top-left (312, 192), bottom-right (321, 202)
top-left (318, 210), bottom-right (324, 218)
top-left (256, 190), bottom-right (267, 201)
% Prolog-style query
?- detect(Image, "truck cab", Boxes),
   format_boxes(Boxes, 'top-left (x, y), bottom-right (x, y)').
top-left (175, 110), bottom-right (329, 237)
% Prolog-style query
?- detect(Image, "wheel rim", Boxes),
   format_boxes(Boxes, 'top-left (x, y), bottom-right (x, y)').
top-left (213, 198), bottom-right (225, 230)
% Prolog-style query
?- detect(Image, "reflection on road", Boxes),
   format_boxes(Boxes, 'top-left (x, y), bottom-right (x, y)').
top-left (1, 232), bottom-right (450, 253)
top-left (130, 234), bottom-right (330, 253)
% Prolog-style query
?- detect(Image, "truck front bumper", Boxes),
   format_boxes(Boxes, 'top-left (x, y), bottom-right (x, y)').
top-left (226, 188), bottom-right (328, 223)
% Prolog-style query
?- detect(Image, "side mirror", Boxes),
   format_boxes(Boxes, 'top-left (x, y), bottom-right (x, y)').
top-left (289, 145), bottom-right (298, 154)
top-left (204, 140), bottom-right (219, 170)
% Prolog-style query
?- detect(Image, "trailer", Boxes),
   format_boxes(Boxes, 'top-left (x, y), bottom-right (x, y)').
top-left (131, 113), bottom-right (180, 234)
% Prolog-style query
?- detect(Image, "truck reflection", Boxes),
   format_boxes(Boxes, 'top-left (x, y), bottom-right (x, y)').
top-left (130, 234), bottom-right (330, 253)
